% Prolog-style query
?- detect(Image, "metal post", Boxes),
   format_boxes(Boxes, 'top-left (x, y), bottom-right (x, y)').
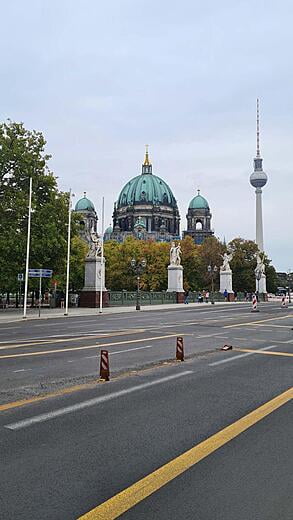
top-left (39, 274), bottom-right (42, 318)
top-left (23, 177), bottom-right (32, 319)
top-left (136, 276), bottom-right (140, 311)
top-left (211, 273), bottom-right (215, 304)
top-left (99, 196), bottom-right (105, 314)
top-left (64, 189), bottom-right (72, 316)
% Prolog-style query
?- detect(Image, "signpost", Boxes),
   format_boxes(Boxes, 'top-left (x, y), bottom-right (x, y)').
top-left (28, 269), bottom-right (53, 317)
top-left (17, 274), bottom-right (24, 307)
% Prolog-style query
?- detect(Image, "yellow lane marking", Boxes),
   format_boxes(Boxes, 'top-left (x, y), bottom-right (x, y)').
top-left (224, 314), bottom-right (292, 329)
top-left (0, 381), bottom-right (101, 412)
top-left (0, 334), bottom-right (182, 360)
top-left (0, 329), bottom-right (146, 351)
top-left (234, 348), bottom-right (293, 357)
top-left (78, 387), bottom-right (293, 520)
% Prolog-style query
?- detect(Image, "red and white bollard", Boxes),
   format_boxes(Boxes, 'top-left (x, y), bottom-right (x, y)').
top-left (100, 349), bottom-right (110, 381)
top-left (251, 294), bottom-right (259, 313)
top-left (176, 336), bottom-right (184, 361)
top-left (281, 296), bottom-right (288, 309)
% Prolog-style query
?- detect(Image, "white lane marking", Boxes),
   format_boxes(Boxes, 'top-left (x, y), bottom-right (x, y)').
top-left (209, 345), bottom-right (278, 367)
top-left (110, 345), bottom-right (154, 356)
top-left (74, 345), bottom-right (156, 363)
top-left (5, 371), bottom-right (193, 430)
top-left (13, 368), bottom-right (32, 373)
top-left (197, 333), bottom-right (227, 338)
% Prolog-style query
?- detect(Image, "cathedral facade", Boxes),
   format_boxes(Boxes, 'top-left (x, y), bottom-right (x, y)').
top-left (74, 148), bottom-right (215, 245)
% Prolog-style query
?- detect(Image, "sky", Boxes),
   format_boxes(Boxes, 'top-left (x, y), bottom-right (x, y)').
top-left (1, 0), bottom-right (292, 271)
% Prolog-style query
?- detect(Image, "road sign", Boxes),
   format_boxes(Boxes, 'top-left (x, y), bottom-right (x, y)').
top-left (17, 273), bottom-right (24, 281)
top-left (28, 269), bottom-right (53, 278)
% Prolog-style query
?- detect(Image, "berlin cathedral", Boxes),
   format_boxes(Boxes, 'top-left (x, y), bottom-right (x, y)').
top-left (74, 147), bottom-right (214, 245)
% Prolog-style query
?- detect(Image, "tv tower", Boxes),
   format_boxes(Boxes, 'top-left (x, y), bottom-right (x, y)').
top-left (250, 99), bottom-right (268, 252)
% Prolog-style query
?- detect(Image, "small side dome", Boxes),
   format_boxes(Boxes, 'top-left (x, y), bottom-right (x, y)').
top-left (189, 190), bottom-right (209, 210)
top-left (104, 225), bottom-right (113, 235)
top-left (75, 192), bottom-right (95, 212)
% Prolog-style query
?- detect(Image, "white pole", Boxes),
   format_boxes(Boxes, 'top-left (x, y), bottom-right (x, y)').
top-left (99, 196), bottom-right (105, 314)
top-left (23, 177), bottom-right (32, 319)
top-left (64, 189), bottom-right (72, 316)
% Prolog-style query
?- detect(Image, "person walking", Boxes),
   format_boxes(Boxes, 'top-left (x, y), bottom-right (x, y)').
top-left (224, 288), bottom-right (228, 301)
top-left (184, 289), bottom-right (190, 304)
top-left (205, 291), bottom-right (210, 303)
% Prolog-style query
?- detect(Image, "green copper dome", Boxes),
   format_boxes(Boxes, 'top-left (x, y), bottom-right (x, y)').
top-left (75, 193), bottom-right (95, 212)
top-left (189, 192), bottom-right (209, 210)
top-left (117, 174), bottom-right (177, 209)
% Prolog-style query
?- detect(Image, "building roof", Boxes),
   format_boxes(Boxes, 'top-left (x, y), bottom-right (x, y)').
top-left (188, 191), bottom-right (209, 210)
top-left (75, 192), bottom-right (95, 212)
top-left (117, 173), bottom-right (177, 209)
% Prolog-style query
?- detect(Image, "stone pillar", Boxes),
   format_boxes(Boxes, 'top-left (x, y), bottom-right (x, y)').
top-left (167, 265), bottom-right (184, 294)
top-left (220, 269), bottom-right (233, 295)
top-left (80, 257), bottom-right (109, 307)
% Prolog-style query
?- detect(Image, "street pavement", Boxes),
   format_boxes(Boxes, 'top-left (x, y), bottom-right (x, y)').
top-left (0, 302), bottom-right (292, 519)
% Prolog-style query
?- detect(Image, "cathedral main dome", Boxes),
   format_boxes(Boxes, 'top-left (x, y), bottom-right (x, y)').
top-left (117, 173), bottom-right (177, 209)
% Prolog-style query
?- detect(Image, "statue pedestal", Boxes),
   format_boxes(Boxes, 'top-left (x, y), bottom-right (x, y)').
top-left (167, 265), bottom-right (184, 293)
top-left (220, 269), bottom-right (233, 294)
top-left (256, 274), bottom-right (267, 295)
top-left (80, 256), bottom-right (109, 308)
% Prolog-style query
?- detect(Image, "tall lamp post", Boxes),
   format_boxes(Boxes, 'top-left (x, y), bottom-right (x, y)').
top-left (207, 265), bottom-right (218, 305)
top-left (287, 269), bottom-right (292, 304)
top-left (64, 189), bottom-right (75, 316)
top-left (131, 258), bottom-right (147, 311)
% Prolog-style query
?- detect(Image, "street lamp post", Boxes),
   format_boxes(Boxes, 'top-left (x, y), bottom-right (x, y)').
top-left (64, 189), bottom-right (75, 316)
top-left (131, 258), bottom-right (147, 310)
top-left (287, 270), bottom-right (292, 304)
top-left (207, 265), bottom-right (218, 305)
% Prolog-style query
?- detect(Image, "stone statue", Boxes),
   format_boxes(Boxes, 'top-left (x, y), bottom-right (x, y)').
top-left (87, 228), bottom-right (102, 258)
top-left (170, 241), bottom-right (182, 266)
top-left (220, 252), bottom-right (233, 272)
top-left (255, 254), bottom-right (265, 279)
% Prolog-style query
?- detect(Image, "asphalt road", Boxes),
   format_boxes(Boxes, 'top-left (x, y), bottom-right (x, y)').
top-left (0, 302), bottom-right (292, 519)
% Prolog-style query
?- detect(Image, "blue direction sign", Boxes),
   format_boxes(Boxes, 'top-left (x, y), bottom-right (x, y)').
top-left (28, 269), bottom-right (53, 278)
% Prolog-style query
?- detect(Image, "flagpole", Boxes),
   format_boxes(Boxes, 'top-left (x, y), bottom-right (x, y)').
top-left (99, 196), bottom-right (105, 314)
top-left (23, 177), bottom-right (32, 319)
top-left (64, 189), bottom-right (73, 316)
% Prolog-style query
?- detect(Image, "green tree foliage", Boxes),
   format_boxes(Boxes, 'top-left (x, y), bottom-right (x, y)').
top-left (104, 237), bottom-right (170, 291)
top-left (0, 120), bottom-right (82, 293)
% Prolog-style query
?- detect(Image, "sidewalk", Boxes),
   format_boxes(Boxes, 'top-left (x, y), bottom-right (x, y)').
top-left (0, 301), bottom-right (247, 324)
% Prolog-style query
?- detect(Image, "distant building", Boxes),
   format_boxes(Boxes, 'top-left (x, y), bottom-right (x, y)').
top-left (183, 190), bottom-right (214, 244)
top-left (74, 192), bottom-right (98, 244)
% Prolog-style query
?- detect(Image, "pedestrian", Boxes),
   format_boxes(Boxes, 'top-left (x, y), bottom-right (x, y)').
top-left (224, 288), bottom-right (228, 301)
top-left (184, 289), bottom-right (190, 304)
top-left (205, 291), bottom-right (210, 303)
top-left (234, 291), bottom-right (238, 302)
top-left (198, 292), bottom-right (203, 303)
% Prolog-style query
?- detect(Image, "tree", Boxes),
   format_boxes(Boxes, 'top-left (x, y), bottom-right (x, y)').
top-left (0, 120), bottom-right (81, 294)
